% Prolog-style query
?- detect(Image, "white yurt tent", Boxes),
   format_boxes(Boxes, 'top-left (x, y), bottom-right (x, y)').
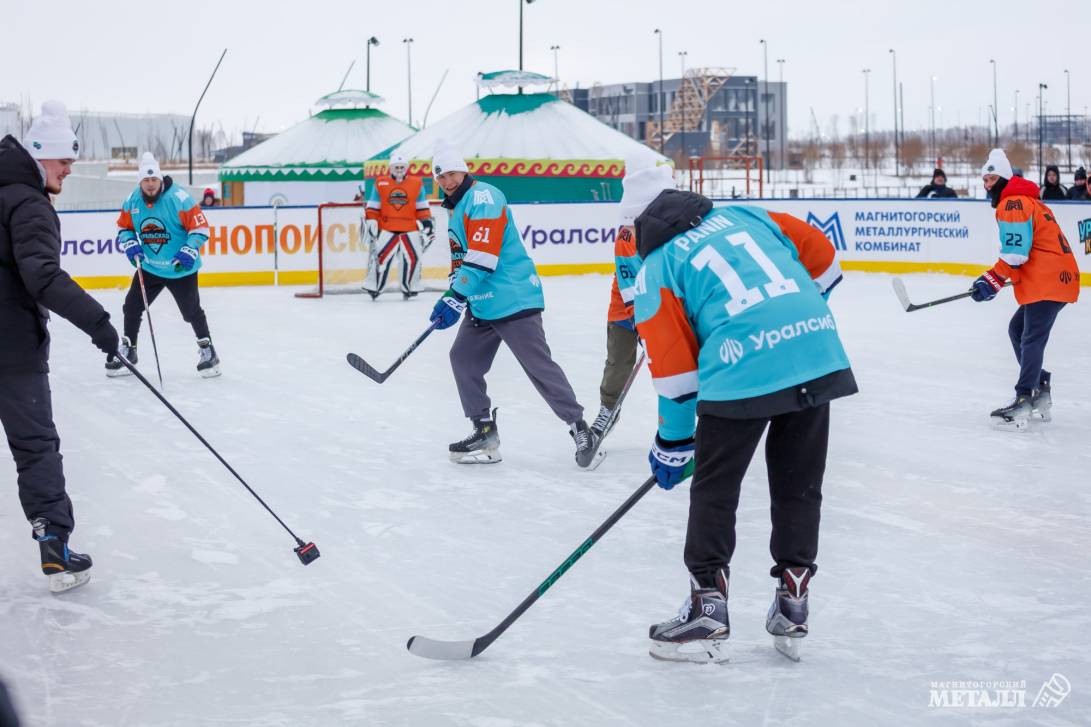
top-left (219, 90), bottom-right (413, 206)
top-left (365, 72), bottom-right (670, 203)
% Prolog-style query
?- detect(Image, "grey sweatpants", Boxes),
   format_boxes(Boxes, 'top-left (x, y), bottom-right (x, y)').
top-left (450, 312), bottom-right (584, 424)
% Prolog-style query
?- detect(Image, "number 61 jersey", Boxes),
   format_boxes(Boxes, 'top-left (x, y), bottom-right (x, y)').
top-left (633, 195), bottom-right (855, 441)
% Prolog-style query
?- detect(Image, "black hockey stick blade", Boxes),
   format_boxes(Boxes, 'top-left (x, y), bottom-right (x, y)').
top-left (346, 352), bottom-right (387, 382)
top-left (346, 321), bottom-right (439, 383)
top-left (407, 475), bottom-right (658, 660)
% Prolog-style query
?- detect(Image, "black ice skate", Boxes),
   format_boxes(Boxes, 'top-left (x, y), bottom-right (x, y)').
top-left (197, 337), bottom-right (221, 378)
top-left (105, 336), bottom-right (137, 377)
top-left (31, 518), bottom-right (92, 594)
top-left (570, 419), bottom-right (597, 468)
top-left (990, 394), bottom-right (1033, 431)
top-left (1032, 378), bottom-right (1052, 422)
top-left (649, 570), bottom-right (730, 663)
top-left (590, 404), bottom-right (619, 439)
top-left (766, 567), bottom-right (811, 662)
top-left (449, 409), bottom-right (501, 464)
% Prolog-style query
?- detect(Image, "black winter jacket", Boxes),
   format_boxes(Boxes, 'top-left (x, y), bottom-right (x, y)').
top-left (1040, 165), bottom-right (1067, 201)
top-left (915, 183), bottom-right (957, 199)
top-left (0, 134), bottom-right (109, 373)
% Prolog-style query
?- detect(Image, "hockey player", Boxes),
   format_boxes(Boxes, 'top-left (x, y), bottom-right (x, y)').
top-left (973, 149), bottom-right (1080, 430)
top-left (427, 142), bottom-right (594, 467)
top-left (0, 101), bottom-right (120, 592)
top-left (363, 151), bottom-right (435, 299)
top-left (106, 153), bottom-right (220, 378)
top-left (628, 180), bottom-right (855, 663)
top-left (588, 160), bottom-right (662, 442)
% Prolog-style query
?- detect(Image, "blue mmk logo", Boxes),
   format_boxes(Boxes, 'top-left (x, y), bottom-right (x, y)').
top-left (806, 212), bottom-right (847, 251)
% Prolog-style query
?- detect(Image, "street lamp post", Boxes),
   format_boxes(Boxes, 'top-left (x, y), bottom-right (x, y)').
top-left (550, 44), bottom-right (560, 85)
top-left (863, 68), bottom-right (871, 171)
top-left (777, 58), bottom-right (785, 175)
top-left (366, 36), bottom-right (379, 93)
top-left (1038, 82), bottom-right (1047, 183)
top-left (1014, 89), bottom-right (1019, 141)
top-left (889, 49), bottom-right (899, 176)
top-left (518, 0), bottom-right (537, 94)
top-left (1064, 69), bottom-right (1071, 169)
top-left (990, 59), bottom-right (999, 146)
top-left (760, 39), bottom-right (769, 183)
top-left (403, 38), bottom-right (414, 125)
top-left (654, 29), bottom-right (664, 154)
top-left (678, 50), bottom-right (688, 162)
top-left (930, 76), bottom-right (937, 164)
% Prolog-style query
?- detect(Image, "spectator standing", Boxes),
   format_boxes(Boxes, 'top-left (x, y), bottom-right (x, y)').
top-left (1040, 165), bottom-right (1067, 201)
top-left (1066, 167), bottom-right (1088, 200)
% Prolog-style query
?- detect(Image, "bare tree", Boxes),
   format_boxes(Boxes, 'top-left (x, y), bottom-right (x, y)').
top-left (901, 135), bottom-right (926, 176)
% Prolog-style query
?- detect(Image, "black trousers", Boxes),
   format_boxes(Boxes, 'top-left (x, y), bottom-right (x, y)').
top-left (0, 372), bottom-right (74, 534)
top-left (1007, 301), bottom-right (1065, 395)
top-left (123, 271), bottom-right (210, 342)
top-left (685, 404), bottom-right (829, 586)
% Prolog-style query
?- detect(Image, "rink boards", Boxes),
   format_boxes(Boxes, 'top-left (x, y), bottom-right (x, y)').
top-left (56, 198), bottom-right (1091, 289)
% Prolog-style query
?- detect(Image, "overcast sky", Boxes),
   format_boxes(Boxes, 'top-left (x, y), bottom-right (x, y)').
top-left (3, 0), bottom-right (1089, 143)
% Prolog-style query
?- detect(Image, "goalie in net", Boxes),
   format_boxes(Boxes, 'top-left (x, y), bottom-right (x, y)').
top-left (363, 152), bottom-right (435, 299)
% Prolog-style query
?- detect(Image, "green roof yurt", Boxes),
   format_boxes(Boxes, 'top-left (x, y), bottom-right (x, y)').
top-left (219, 90), bottom-right (414, 206)
top-left (364, 72), bottom-right (669, 204)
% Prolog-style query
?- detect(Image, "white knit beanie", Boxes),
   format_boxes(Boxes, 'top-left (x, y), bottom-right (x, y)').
top-left (23, 100), bottom-right (80, 160)
top-left (138, 152), bottom-right (162, 181)
top-left (619, 157), bottom-right (674, 225)
top-left (431, 141), bottom-right (469, 178)
top-left (390, 151), bottom-right (409, 168)
top-left (981, 148), bottom-right (1012, 179)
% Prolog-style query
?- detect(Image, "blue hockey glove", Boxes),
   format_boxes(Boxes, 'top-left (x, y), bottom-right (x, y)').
top-left (119, 239), bottom-right (144, 265)
top-left (649, 434), bottom-right (696, 490)
top-left (971, 269), bottom-right (1003, 302)
top-left (430, 290), bottom-right (467, 330)
top-left (172, 245), bottom-right (199, 272)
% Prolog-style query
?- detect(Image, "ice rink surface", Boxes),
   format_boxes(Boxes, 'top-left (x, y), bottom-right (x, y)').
top-left (1, 272), bottom-right (1088, 726)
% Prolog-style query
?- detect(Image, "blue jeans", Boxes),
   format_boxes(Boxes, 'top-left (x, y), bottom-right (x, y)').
top-left (1007, 301), bottom-right (1065, 395)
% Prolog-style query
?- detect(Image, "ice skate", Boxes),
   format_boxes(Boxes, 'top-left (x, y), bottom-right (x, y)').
top-left (590, 404), bottom-right (618, 439)
top-left (570, 419), bottom-right (597, 468)
top-left (32, 518), bottom-right (92, 594)
top-left (449, 409), bottom-right (501, 464)
top-left (196, 337), bottom-right (221, 378)
top-left (766, 567), bottom-right (811, 662)
top-left (649, 570), bottom-right (730, 664)
top-left (1032, 379), bottom-right (1052, 422)
top-left (105, 336), bottom-right (136, 377)
top-left (990, 394), bottom-right (1032, 431)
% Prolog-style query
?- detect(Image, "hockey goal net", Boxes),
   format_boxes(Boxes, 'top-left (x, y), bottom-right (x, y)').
top-left (294, 202), bottom-right (370, 298)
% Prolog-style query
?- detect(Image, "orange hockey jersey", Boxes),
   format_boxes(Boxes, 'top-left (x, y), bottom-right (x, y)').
top-left (365, 175), bottom-right (432, 233)
top-left (990, 176), bottom-right (1080, 305)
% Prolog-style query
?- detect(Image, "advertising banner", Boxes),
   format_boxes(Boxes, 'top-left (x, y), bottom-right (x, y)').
top-left (57, 198), bottom-right (1091, 289)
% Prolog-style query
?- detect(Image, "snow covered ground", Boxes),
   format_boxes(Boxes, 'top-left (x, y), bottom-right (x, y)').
top-left (1, 272), bottom-right (1088, 726)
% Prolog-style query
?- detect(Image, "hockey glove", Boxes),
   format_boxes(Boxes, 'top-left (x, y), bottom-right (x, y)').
top-left (649, 434), bottom-right (696, 490)
top-left (420, 218), bottom-right (436, 250)
top-left (89, 316), bottom-right (120, 356)
top-left (430, 290), bottom-right (467, 330)
top-left (119, 239), bottom-right (144, 265)
top-left (971, 268), bottom-right (1004, 302)
top-left (172, 246), bottom-right (199, 272)
top-left (364, 219), bottom-right (379, 245)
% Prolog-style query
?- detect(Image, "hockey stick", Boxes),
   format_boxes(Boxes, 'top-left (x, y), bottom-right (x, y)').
top-left (892, 276), bottom-right (1010, 312)
top-left (118, 356), bottom-right (320, 566)
top-left (135, 260), bottom-right (165, 389)
top-left (346, 321), bottom-right (439, 383)
top-left (585, 349), bottom-right (647, 471)
top-left (407, 475), bottom-right (657, 660)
